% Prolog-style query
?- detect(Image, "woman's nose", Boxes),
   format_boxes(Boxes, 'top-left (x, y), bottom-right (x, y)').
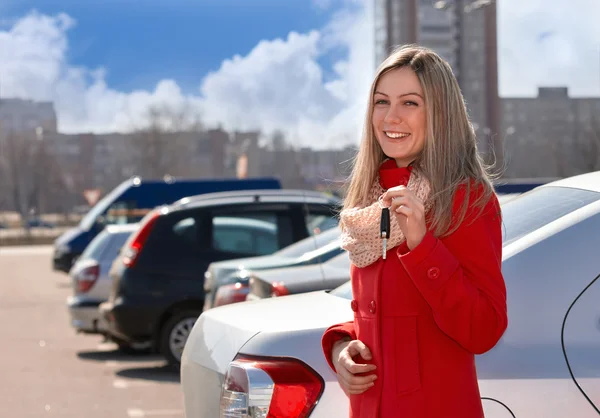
top-left (384, 107), bottom-right (402, 124)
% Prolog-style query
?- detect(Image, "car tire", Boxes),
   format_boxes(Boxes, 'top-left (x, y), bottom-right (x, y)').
top-left (116, 342), bottom-right (152, 355)
top-left (159, 309), bottom-right (202, 366)
top-left (112, 337), bottom-right (152, 355)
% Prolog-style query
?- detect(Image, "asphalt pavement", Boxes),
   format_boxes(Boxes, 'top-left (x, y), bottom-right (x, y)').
top-left (0, 246), bottom-right (184, 418)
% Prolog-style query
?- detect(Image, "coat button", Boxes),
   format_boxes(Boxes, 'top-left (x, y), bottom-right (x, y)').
top-left (351, 300), bottom-right (358, 312)
top-left (428, 267), bottom-right (441, 279)
top-left (369, 300), bottom-right (376, 314)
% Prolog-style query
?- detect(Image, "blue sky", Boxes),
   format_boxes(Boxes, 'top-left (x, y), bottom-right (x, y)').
top-left (1, 0), bottom-right (599, 146)
top-left (1, 0), bottom-right (346, 93)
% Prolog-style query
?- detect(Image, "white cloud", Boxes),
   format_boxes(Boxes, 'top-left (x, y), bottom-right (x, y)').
top-left (199, 4), bottom-right (375, 148)
top-left (498, 0), bottom-right (600, 97)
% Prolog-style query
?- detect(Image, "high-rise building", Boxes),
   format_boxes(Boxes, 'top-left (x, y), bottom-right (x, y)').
top-left (0, 98), bottom-right (58, 134)
top-left (374, 0), bottom-right (501, 167)
top-left (501, 87), bottom-right (600, 178)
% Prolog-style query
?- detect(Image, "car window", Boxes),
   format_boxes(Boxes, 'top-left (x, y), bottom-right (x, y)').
top-left (212, 215), bottom-right (280, 256)
top-left (80, 230), bottom-right (111, 260)
top-left (146, 214), bottom-right (203, 259)
top-left (103, 230), bottom-right (135, 259)
top-left (173, 217), bottom-right (198, 245)
top-left (501, 186), bottom-right (600, 246)
top-left (304, 204), bottom-right (339, 236)
top-left (306, 213), bottom-right (339, 235)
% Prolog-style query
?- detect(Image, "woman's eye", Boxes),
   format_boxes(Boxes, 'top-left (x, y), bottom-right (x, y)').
top-left (374, 99), bottom-right (388, 105)
top-left (405, 101), bottom-right (418, 106)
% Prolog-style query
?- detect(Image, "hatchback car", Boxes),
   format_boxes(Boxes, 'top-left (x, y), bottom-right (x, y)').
top-left (66, 223), bottom-right (139, 340)
top-left (100, 189), bottom-right (341, 365)
top-left (181, 172), bottom-right (600, 418)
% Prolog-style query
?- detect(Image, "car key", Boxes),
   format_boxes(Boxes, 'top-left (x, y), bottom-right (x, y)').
top-left (380, 206), bottom-right (390, 259)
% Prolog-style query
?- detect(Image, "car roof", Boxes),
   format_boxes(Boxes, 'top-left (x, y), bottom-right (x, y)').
top-left (541, 170), bottom-right (600, 193)
top-left (170, 189), bottom-right (341, 211)
top-left (104, 223), bottom-right (140, 234)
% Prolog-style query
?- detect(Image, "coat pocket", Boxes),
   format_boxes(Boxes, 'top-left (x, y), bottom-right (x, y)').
top-left (393, 315), bottom-right (421, 396)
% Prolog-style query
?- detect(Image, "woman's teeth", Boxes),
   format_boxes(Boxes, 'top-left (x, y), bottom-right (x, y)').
top-left (385, 132), bottom-right (410, 139)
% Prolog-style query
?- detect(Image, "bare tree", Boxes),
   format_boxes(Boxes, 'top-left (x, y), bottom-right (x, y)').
top-left (0, 131), bottom-right (70, 223)
top-left (130, 104), bottom-right (203, 179)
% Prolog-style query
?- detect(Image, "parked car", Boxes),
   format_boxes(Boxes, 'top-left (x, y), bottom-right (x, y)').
top-left (66, 223), bottom-right (139, 341)
top-left (243, 241), bottom-right (349, 302)
top-left (100, 189), bottom-right (341, 365)
top-left (205, 227), bottom-right (342, 309)
top-left (181, 171), bottom-right (600, 418)
top-left (52, 176), bottom-right (281, 273)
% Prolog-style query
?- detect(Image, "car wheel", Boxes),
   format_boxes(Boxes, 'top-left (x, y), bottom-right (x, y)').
top-left (159, 309), bottom-right (201, 366)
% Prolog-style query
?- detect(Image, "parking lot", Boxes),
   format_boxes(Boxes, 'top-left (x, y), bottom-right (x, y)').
top-left (0, 246), bottom-right (184, 418)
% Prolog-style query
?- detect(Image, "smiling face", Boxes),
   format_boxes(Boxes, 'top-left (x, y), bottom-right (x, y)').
top-left (372, 66), bottom-right (427, 168)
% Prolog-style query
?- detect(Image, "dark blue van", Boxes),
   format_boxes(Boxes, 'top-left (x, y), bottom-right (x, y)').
top-left (52, 176), bottom-right (281, 273)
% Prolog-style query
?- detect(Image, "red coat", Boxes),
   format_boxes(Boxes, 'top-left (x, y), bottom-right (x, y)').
top-left (321, 162), bottom-right (508, 418)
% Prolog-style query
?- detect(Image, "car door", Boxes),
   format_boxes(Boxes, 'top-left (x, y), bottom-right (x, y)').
top-left (200, 203), bottom-right (300, 305)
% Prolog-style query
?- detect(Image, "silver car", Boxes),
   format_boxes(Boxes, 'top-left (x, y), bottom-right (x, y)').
top-left (181, 171), bottom-right (600, 418)
top-left (66, 223), bottom-right (139, 336)
top-left (204, 226), bottom-right (341, 309)
top-left (245, 242), bottom-right (350, 301)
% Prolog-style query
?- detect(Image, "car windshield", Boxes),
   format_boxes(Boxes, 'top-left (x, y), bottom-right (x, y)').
top-left (79, 181), bottom-right (130, 231)
top-left (297, 239), bottom-right (342, 262)
top-left (275, 226), bottom-right (341, 258)
top-left (330, 185), bottom-right (600, 300)
top-left (79, 230), bottom-right (110, 260)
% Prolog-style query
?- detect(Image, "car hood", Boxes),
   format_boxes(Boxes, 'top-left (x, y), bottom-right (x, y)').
top-left (183, 290), bottom-right (352, 374)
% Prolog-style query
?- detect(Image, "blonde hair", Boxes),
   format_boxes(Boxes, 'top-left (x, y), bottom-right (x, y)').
top-left (343, 44), bottom-right (495, 237)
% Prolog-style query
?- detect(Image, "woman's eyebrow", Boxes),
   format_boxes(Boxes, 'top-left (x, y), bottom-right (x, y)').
top-left (374, 91), bottom-right (424, 99)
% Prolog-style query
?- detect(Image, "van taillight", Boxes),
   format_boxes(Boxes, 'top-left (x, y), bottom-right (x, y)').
top-left (76, 264), bottom-right (100, 293)
top-left (123, 211), bottom-right (160, 268)
top-left (220, 355), bottom-right (324, 418)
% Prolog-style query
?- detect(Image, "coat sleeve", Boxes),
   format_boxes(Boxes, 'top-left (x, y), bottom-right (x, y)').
top-left (321, 321), bottom-right (356, 372)
top-left (397, 186), bottom-right (507, 354)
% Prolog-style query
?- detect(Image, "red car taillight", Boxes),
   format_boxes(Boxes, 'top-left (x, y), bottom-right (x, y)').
top-left (122, 211), bottom-right (160, 268)
top-left (220, 355), bottom-right (324, 418)
top-left (76, 264), bottom-right (100, 293)
top-left (270, 282), bottom-right (289, 297)
top-left (214, 282), bottom-right (249, 307)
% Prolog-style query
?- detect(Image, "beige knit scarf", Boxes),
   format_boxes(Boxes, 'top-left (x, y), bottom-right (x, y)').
top-left (339, 168), bottom-right (432, 268)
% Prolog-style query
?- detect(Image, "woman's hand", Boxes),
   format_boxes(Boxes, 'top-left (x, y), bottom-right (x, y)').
top-left (331, 339), bottom-right (377, 396)
top-left (381, 185), bottom-right (427, 250)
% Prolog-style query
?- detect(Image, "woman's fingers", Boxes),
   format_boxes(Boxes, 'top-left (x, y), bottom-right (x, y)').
top-left (335, 340), bottom-right (378, 395)
top-left (338, 356), bottom-right (377, 385)
top-left (348, 381), bottom-right (376, 395)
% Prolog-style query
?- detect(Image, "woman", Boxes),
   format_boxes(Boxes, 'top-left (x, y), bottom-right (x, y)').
top-left (321, 45), bottom-right (508, 418)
